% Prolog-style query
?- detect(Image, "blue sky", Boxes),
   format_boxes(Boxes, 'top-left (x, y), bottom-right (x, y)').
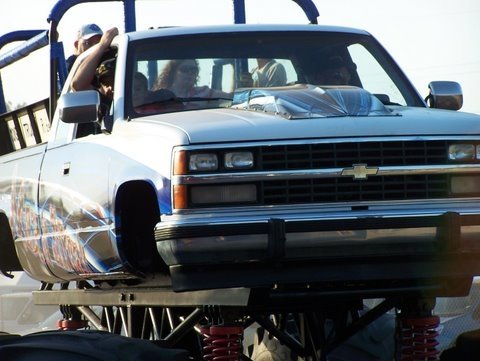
top-left (0, 0), bottom-right (479, 114)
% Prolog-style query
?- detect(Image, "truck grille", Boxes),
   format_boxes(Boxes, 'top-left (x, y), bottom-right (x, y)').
top-left (261, 174), bottom-right (449, 204)
top-left (258, 140), bottom-right (449, 170)
top-left (258, 140), bottom-right (450, 204)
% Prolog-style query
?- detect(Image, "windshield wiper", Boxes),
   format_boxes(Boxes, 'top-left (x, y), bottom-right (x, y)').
top-left (175, 96), bottom-right (233, 102)
top-left (134, 91), bottom-right (233, 113)
top-left (140, 96), bottom-right (232, 108)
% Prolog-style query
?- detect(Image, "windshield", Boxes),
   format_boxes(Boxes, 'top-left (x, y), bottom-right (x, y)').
top-left (126, 30), bottom-right (422, 118)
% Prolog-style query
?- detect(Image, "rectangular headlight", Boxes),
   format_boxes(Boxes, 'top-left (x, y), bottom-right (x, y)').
top-left (225, 151), bottom-right (254, 169)
top-left (189, 153), bottom-right (218, 171)
top-left (448, 144), bottom-right (475, 161)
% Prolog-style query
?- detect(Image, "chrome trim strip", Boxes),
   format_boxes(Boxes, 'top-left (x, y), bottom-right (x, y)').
top-left (174, 164), bottom-right (480, 185)
top-left (170, 198), bottom-right (480, 216)
top-left (161, 207), bottom-right (480, 228)
top-left (173, 135), bottom-right (480, 151)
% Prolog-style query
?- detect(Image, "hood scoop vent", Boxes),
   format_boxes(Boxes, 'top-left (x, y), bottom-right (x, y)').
top-left (231, 84), bottom-right (395, 119)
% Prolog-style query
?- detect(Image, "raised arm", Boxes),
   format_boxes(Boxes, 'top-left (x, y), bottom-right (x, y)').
top-left (71, 27), bottom-right (119, 92)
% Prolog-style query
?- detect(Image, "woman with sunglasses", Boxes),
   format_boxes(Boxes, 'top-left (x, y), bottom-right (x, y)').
top-left (154, 59), bottom-right (228, 98)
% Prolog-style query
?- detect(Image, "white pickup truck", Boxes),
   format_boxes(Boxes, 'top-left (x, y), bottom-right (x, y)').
top-left (2, 23), bottom-right (478, 291)
top-left (1, 2), bottom-right (479, 359)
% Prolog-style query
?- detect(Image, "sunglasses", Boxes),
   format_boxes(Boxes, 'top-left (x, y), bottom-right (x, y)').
top-left (178, 65), bottom-right (198, 74)
top-left (83, 35), bottom-right (101, 47)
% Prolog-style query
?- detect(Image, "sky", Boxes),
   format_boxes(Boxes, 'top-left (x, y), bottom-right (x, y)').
top-left (0, 0), bottom-right (479, 114)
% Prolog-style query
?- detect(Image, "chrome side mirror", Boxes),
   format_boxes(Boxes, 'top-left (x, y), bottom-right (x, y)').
top-left (58, 90), bottom-right (100, 123)
top-left (426, 81), bottom-right (463, 110)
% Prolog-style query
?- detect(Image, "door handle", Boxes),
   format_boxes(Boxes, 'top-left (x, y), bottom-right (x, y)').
top-left (63, 162), bottom-right (71, 176)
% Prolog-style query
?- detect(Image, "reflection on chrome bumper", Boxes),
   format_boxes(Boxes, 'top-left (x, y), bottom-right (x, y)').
top-left (155, 212), bottom-right (480, 266)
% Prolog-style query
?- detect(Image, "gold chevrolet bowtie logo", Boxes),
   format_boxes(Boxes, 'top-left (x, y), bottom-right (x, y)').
top-left (341, 164), bottom-right (379, 180)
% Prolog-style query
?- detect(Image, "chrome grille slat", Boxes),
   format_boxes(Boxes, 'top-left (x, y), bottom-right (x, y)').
top-left (259, 140), bottom-right (449, 170)
top-left (258, 141), bottom-right (450, 205)
top-left (261, 175), bottom-right (450, 204)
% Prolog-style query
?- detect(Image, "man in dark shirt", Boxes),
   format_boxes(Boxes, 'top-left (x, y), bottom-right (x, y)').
top-left (66, 23), bottom-right (103, 73)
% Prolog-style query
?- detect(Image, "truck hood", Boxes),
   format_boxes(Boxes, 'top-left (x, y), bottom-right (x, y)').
top-left (134, 85), bottom-right (480, 144)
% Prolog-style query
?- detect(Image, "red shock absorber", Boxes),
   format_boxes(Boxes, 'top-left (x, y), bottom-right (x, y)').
top-left (398, 315), bottom-right (440, 361)
top-left (56, 318), bottom-right (89, 330)
top-left (200, 324), bottom-right (244, 361)
top-left (56, 305), bottom-right (89, 330)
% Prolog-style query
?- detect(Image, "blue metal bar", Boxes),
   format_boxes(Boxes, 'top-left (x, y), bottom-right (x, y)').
top-left (123, 0), bottom-right (136, 32)
top-left (0, 30), bottom-right (46, 114)
top-left (233, 0), bottom-right (246, 24)
top-left (0, 30), bottom-right (46, 51)
top-left (0, 78), bottom-right (6, 114)
top-left (52, 41), bottom-right (68, 89)
top-left (47, 0), bottom-right (85, 24)
top-left (0, 31), bottom-right (49, 70)
top-left (47, 0), bottom-right (117, 24)
top-left (147, 60), bottom-right (158, 89)
top-left (292, 0), bottom-right (319, 24)
top-left (47, 0), bottom-right (133, 32)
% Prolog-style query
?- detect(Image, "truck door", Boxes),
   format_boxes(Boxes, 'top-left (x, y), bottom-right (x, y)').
top-left (37, 117), bottom-right (121, 281)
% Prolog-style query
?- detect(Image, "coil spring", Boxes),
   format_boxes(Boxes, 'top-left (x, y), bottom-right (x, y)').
top-left (398, 315), bottom-right (440, 361)
top-left (201, 325), bottom-right (244, 361)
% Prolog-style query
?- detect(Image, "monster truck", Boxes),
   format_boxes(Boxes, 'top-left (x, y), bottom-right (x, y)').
top-left (0, 0), bottom-right (479, 359)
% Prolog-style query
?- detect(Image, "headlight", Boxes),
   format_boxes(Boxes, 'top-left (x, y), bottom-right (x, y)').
top-left (189, 153), bottom-right (218, 171)
top-left (173, 148), bottom-right (258, 209)
top-left (448, 144), bottom-right (475, 161)
top-left (225, 152), bottom-right (254, 169)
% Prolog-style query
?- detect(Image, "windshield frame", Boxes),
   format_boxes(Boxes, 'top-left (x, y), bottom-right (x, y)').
top-left (124, 29), bottom-right (425, 118)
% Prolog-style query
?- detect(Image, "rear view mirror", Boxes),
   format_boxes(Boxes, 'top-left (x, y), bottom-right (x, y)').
top-left (426, 81), bottom-right (463, 110)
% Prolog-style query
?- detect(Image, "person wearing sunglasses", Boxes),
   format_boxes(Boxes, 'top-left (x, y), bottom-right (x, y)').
top-left (154, 59), bottom-right (228, 98)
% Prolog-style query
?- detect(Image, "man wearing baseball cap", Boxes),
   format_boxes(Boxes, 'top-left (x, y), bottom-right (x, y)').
top-left (66, 23), bottom-right (104, 72)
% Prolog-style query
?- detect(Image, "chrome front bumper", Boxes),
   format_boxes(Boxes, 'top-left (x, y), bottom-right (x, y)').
top-left (155, 211), bottom-right (480, 292)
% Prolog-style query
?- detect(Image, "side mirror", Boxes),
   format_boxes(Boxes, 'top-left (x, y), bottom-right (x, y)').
top-left (58, 90), bottom-right (100, 123)
top-left (426, 81), bottom-right (463, 110)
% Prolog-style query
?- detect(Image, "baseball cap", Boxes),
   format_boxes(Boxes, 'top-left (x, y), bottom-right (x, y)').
top-left (95, 58), bottom-right (116, 85)
top-left (77, 23), bottom-right (103, 40)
